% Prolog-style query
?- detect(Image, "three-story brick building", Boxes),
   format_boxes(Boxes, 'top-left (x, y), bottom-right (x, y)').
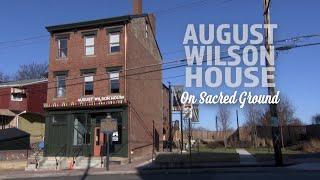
top-left (44, 1), bottom-right (164, 161)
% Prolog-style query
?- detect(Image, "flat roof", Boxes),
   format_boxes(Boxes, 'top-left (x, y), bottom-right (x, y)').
top-left (46, 14), bottom-right (148, 33)
top-left (0, 78), bottom-right (47, 88)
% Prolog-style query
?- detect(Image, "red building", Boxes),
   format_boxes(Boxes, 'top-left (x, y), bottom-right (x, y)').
top-left (0, 78), bottom-right (47, 142)
top-left (43, 0), bottom-right (165, 165)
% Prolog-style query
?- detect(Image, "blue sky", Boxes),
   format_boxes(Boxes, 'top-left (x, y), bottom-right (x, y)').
top-left (0, 0), bottom-right (319, 129)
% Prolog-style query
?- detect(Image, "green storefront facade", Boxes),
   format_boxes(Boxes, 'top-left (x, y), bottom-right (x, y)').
top-left (44, 106), bottom-right (128, 158)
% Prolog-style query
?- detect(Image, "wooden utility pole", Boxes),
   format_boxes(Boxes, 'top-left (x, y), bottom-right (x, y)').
top-left (263, 0), bottom-right (283, 166)
top-left (215, 116), bottom-right (218, 132)
top-left (236, 110), bottom-right (240, 141)
top-left (180, 107), bottom-right (184, 154)
top-left (188, 117), bottom-right (192, 159)
top-left (168, 82), bottom-right (173, 152)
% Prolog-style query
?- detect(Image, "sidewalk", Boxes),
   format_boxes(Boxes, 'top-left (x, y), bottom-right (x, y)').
top-left (0, 156), bottom-right (152, 179)
top-left (236, 148), bottom-right (258, 165)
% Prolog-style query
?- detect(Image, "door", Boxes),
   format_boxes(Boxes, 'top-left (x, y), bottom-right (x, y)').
top-left (93, 127), bottom-right (104, 156)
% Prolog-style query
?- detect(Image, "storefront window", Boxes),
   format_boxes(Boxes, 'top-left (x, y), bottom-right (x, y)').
top-left (73, 115), bottom-right (91, 146)
top-left (109, 112), bottom-right (122, 144)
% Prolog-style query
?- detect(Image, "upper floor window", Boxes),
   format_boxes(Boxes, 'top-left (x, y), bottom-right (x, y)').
top-left (110, 33), bottom-right (120, 53)
top-left (84, 75), bottom-right (94, 96)
top-left (57, 38), bottom-right (68, 59)
top-left (56, 75), bottom-right (66, 98)
top-left (11, 94), bottom-right (23, 101)
top-left (10, 88), bottom-right (25, 102)
top-left (84, 36), bottom-right (95, 56)
top-left (109, 71), bottom-right (120, 94)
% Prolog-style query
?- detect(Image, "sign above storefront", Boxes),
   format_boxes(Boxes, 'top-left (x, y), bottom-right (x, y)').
top-left (77, 95), bottom-right (124, 103)
top-left (44, 95), bottom-right (126, 109)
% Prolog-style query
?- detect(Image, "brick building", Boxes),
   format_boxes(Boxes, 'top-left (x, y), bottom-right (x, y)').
top-left (43, 1), bottom-right (165, 161)
top-left (0, 78), bottom-right (47, 142)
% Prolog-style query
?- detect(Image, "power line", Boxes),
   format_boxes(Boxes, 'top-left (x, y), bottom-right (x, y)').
top-left (1, 39), bottom-right (320, 97)
top-left (0, 35), bottom-right (48, 45)
top-left (2, 33), bottom-right (319, 87)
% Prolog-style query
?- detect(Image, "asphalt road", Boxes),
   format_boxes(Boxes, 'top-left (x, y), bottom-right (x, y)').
top-left (11, 171), bottom-right (320, 180)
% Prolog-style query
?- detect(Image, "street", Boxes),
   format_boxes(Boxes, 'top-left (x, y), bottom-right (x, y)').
top-left (9, 171), bottom-right (320, 180)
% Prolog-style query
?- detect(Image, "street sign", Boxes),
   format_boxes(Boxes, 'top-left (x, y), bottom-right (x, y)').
top-left (172, 85), bottom-right (184, 111)
top-left (101, 119), bottom-right (118, 132)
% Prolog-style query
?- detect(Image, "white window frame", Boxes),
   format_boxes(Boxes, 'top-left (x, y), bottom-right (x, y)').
top-left (11, 94), bottom-right (23, 101)
top-left (109, 33), bottom-right (120, 53)
top-left (57, 38), bottom-right (68, 59)
top-left (84, 75), bottom-right (94, 96)
top-left (84, 36), bottom-right (95, 56)
top-left (109, 71), bottom-right (120, 94)
top-left (56, 75), bottom-right (66, 98)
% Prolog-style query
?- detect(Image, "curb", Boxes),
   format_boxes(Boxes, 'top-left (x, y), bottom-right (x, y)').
top-left (1, 162), bottom-right (318, 179)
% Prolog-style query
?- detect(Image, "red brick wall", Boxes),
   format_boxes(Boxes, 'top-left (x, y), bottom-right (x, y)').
top-left (46, 15), bottom-right (164, 156)
top-left (126, 16), bottom-right (163, 155)
top-left (47, 27), bottom-right (125, 104)
top-left (26, 82), bottom-right (47, 115)
top-left (0, 88), bottom-right (10, 109)
top-left (0, 82), bottom-right (47, 115)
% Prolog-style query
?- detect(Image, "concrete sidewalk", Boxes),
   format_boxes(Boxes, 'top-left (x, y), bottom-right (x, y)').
top-left (0, 156), bottom-right (153, 179)
top-left (236, 148), bottom-right (257, 165)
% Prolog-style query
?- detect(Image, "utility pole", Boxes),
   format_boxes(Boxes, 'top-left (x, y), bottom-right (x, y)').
top-left (188, 117), bottom-right (192, 159)
top-left (263, 0), bottom-right (283, 166)
top-left (180, 106), bottom-right (184, 154)
top-left (236, 110), bottom-right (240, 141)
top-left (168, 82), bottom-right (173, 152)
top-left (215, 116), bottom-right (218, 132)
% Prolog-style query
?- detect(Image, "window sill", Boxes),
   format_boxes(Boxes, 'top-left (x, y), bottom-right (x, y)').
top-left (108, 52), bottom-right (122, 56)
top-left (82, 95), bottom-right (94, 98)
top-left (53, 97), bottom-right (67, 101)
top-left (83, 55), bottom-right (96, 58)
top-left (55, 58), bottom-right (68, 61)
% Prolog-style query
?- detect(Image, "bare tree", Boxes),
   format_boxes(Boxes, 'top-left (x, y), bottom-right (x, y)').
top-left (290, 117), bottom-right (304, 126)
top-left (14, 62), bottom-right (48, 80)
top-left (217, 105), bottom-right (231, 148)
top-left (0, 71), bottom-right (10, 82)
top-left (312, 114), bottom-right (320, 125)
top-left (244, 104), bottom-right (265, 148)
top-left (278, 95), bottom-right (295, 125)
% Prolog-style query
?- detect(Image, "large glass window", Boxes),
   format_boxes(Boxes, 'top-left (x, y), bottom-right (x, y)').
top-left (109, 33), bottom-right (120, 53)
top-left (85, 36), bottom-right (95, 56)
top-left (109, 71), bottom-right (120, 94)
top-left (73, 115), bottom-right (91, 146)
top-left (57, 38), bottom-right (68, 59)
top-left (84, 75), bottom-right (94, 96)
top-left (56, 75), bottom-right (66, 98)
top-left (73, 115), bottom-right (86, 146)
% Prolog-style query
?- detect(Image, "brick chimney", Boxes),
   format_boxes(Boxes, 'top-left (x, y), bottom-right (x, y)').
top-left (133, 0), bottom-right (142, 15)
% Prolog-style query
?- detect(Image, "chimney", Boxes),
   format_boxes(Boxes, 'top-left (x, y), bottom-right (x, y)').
top-left (133, 0), bottom-right (142, 15)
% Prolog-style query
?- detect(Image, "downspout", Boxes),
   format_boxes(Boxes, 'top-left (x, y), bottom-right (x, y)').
top-left (124, 23), bottom-right (130, 161)
top-left (124, 24), bottom-right (127, 100)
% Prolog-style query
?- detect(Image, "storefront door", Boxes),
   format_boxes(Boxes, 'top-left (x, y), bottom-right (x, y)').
top-left (93, 127), bottom-right (104, 156)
